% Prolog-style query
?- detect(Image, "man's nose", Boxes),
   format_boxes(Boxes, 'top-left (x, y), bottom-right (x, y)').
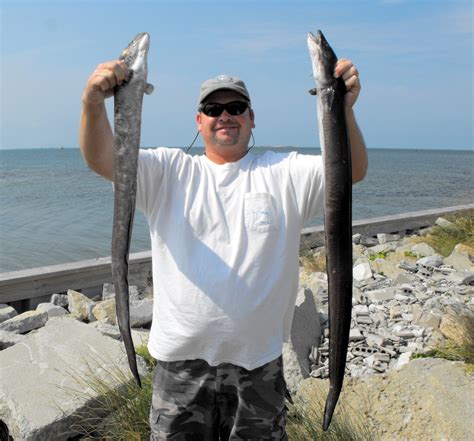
top-left (218, 110), bottom-right (233, 121)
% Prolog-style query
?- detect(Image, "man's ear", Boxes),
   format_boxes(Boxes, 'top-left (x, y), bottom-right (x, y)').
top-left (196, 112), bottom-right (202, 132)
top-left (250, 108), bottom-right (255, 129)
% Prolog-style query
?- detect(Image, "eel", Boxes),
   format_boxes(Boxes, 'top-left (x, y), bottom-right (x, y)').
top-left (307, 30), bottom-right (353, 430)
top-left (112, 32), bottom-right (153, 387)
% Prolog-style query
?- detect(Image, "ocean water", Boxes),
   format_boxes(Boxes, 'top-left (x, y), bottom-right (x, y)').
top-left (0, 147), bottom-right (472, 273)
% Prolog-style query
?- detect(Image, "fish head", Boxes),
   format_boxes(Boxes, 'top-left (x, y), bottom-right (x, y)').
top-left (119, 32), bottom-right (150, 75)
top-left (307, 30), bottom-right (338, 89)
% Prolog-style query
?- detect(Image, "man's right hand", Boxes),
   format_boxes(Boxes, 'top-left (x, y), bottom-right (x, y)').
top-left (82, 60), bottom-right (130, 107)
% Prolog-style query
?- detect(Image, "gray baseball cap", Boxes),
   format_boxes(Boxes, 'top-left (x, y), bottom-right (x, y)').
top-left (198, 75), bottom-right (251, 106)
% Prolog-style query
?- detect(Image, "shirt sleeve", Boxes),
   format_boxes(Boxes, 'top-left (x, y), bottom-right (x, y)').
top-left (287, 152), bottom-right (325, 225)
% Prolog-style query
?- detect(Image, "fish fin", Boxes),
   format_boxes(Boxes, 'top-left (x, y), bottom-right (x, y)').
top-left (145, 83), bottom-right (155, 95)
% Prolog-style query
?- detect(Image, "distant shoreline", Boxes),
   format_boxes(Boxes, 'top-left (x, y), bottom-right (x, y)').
top-left (1, 146), bottom-right (473, 153)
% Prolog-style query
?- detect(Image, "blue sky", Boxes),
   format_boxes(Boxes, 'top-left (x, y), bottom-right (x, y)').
top-left (1, 0), bottom-right (472, 150)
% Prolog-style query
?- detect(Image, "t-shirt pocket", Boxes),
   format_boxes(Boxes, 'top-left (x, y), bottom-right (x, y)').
top-left (244, 192), bottom-right (278, 233)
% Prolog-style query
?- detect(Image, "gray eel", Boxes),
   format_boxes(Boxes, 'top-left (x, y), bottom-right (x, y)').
top-left (307, 30), bottom-right (353, 430)
top-left (112, 32), bottom-right (153, 387)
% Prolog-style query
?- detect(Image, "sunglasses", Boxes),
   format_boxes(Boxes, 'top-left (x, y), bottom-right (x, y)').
top-left (199, 101), bottom-right (249, 117)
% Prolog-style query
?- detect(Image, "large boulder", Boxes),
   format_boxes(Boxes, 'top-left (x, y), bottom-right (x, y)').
top-left (0, 316), bottom-right (145, 441)
top-left (283, 288), bottom-right (322, 393)
top-left (298, 358), bottom-right (474, 440)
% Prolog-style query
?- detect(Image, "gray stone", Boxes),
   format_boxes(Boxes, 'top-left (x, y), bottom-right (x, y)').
top-left (283, 288), bottom-right (322, 393)
top-left (0, 304), bottom-right (17, 324)
top-left (50, 293), bottom-right (68, 308)
top-left (352, 233), bottom-right (362, 244)
top-left (365, 288), bottom-right (395, 303)
top-left (445, 250), bottom-right (474, 272)
top-left (131, 328), bottom-right (150, 348)
top-left (417, 255), bottom-right (444, 268)
top-left (67, 289), bottom-right (95, 321)
top-left (0, 317), bottom-right (147, 441)
top-left (90, 320), bottom-right (121, 340)
top-left (102, 283), bottom-right (141, 301)
top-left (398, 260), bottom-right (418, 272)
top-left (36, 303), bottom-right (68, 319)
top-left (377, 233), bottom-right (401, 244)
top-left (411, 243), bottom-right (436, 257)
top-left (435, 217), bottom-right (460, 233)
top-left (359, 235), bottom-right (379, 247)
top-left (130, 298), bottom-right (154, 328)
top-left (92, 299), bottom-right (117, 324)
top-left (366, 243), bottom-right (397, 256)
top-left (0, 310), bottom-right (48, 334)
top-left (353, 260), bottom-right (373, 281)
top-left (0, 329), bottom-right (26, 349)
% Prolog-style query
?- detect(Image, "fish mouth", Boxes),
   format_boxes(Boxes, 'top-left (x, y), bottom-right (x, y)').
top-left (308, 30), bottom-right (322, 46)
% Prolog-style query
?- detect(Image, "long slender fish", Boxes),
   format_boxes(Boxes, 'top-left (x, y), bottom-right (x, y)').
top-left (307, 30), bottom-right (353, 430)
top-left (112, 32), bottom-right (153, 387)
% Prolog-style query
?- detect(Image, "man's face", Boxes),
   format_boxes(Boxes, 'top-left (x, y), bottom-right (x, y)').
top-left (196, 90), bottom-right (255, 154)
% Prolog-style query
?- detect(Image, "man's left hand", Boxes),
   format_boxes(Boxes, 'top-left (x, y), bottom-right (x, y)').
top-left (334, 59), bottom-right (361, 110)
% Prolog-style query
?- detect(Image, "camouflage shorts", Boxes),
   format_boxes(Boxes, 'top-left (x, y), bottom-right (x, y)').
top-left (149, 355), bottom-right (291, 440)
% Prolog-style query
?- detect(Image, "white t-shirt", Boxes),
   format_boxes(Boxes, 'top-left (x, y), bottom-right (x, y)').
top-left (137, 147), bottom-right (324, 370)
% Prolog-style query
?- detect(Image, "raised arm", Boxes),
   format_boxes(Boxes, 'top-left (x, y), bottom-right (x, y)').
top-left (79, 60), bottom-right (129, 181)
top-left (334, 59), bottom-right (368, 184)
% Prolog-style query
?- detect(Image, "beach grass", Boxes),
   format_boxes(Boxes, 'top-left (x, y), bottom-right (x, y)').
top-left (286, 380), bottom-right (375, 440)
top-left (413, 308), bottom-right (474, 371)
top-left (411, 209), bottom-right (474, 256)
top-left (63, 345), bottom-right (372, 440)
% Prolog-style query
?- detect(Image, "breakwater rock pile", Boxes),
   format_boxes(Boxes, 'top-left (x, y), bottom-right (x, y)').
top-left (289, 222), bottom-right (473, 389)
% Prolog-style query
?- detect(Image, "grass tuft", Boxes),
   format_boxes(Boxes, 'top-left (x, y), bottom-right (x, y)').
top-left (286, 381), bottom-right (375, 440)
top-left (411, 210), bottom-right (474, 257)
top-left (413, 309), bottom-right (474, 372)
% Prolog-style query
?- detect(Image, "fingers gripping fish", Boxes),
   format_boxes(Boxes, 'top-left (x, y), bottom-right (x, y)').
top-left (307, 30), bottom-right (353, 430)
top-left (112, 32), bottom-right (154, 387)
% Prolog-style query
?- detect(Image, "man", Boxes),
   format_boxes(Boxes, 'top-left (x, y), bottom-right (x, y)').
top-left (80, 58), bottom-right (367, 440)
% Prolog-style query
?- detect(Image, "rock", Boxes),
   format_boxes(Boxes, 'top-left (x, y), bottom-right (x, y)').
top-left (352, 233), bottom-right (361, 244)
top-left (394, 351), bottom-right (412, 369)
top-left (439, 306), bottom-right (473, 346)
top-left (283, 288), bottom-right (322, 393)
top-left (445, 248), bottom-right (474, 272)
top-left (0, 310), bottom-right (48, 334)
top-left (365, 243), bottom-right (397, 256)
top-left (0, 304), bottom-right (17, 324)
top-left (435, 217), bottom-right (460, 233)
top-left (92, 299), bottom-right (117, 324)
top-left (377, 233), bottom-right (401, 244)
top-left (130, 298), bottom-right (154, 328)
top-left (0, 329), bottom-right (26, 349)
top-left (132, 328), bottom-right (150, 348)
top-left (349, 328), bottom-right (364, 341)
top-left (36, 303), bottom-right (68, 319)
top-left (90, 320), bottom-right (121, 340)
top-left (398, 260), bottom-right (418, 272)
top-left (416, 255), bottom-right (444, 268)
top-left (102, 283), bottom-right (143, 302)
top-left (0, 317), bottom-right (147, 441)
top-left (67, 289), bottom-right (95, 321)
top-left (359, 235), bottom-right (379, 247)
top-left (337, 358), bottom-right (474, 440)
top-left (353, 259), bottom-right (373, 281)
top-left (411, 243), bottom-right (436, 257)
top-left (365, 288), bottom-right (395, 303)
top-left (370, 258), bottom-right (404, 280)
top-left (443, 270), bottom-right (474, 286)
top-left (50, 293), bottom-right (68, 308)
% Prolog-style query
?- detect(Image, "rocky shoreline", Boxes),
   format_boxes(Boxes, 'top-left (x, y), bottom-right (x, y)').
top-left (1, 216), bottom-right (473, 440)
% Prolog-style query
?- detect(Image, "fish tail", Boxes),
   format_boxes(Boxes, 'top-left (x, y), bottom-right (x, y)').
top-left (322, 385), bottom-right (341, 431)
